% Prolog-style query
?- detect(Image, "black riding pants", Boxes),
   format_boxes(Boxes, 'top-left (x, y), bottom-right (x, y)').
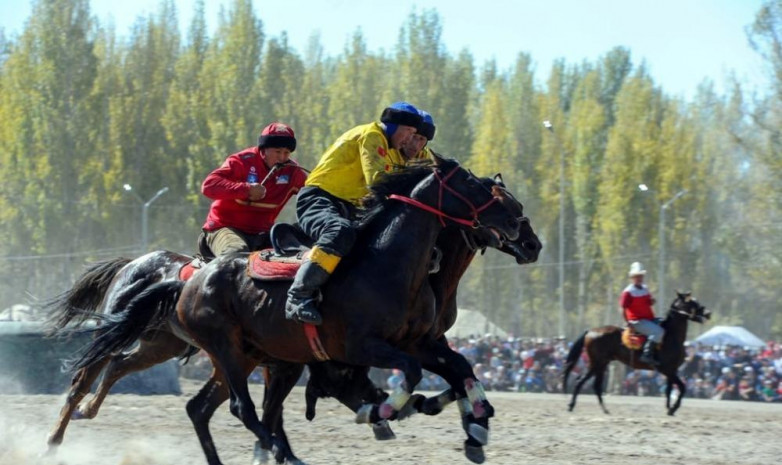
top-left (296, 186), bottom-right (357, 257)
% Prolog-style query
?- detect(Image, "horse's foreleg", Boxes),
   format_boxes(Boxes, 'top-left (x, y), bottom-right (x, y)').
top-left (46, 358), bottom-right (110, 450)
top-left (568, 368), bottom-right (594, 412)
top-left (668, 374), bottom-right (686, 416)
top-left (414, 338), bottom-right (492, 465)
top-left (346, 338), bottom-right (421, 424)
top-left (664, 377), bottom-right (674, 410)
top-left (79, 334), bottom-right (188, 419)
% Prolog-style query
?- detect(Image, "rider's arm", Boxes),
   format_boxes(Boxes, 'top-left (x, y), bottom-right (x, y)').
top-left (202, 155), bottom-right (252, 200)
top-left (358, 131), bottom-right (392, 186)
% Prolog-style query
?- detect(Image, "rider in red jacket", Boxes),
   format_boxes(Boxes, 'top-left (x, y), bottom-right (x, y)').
top-left (200, 122), bottom-right (307, 257)
top-left (620, 261), bottom-right (665, 366)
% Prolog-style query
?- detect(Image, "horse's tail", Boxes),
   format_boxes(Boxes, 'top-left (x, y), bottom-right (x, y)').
top-left (562, 331), bottom-right (587, 393)
top-left (64, 280), bottom-right (185, 373)
top-left (43, 257), bottom-right (132, 333)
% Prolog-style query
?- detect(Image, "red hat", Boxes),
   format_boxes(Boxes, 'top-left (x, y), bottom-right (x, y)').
top-left (258, 122), bottom-right (296, 152)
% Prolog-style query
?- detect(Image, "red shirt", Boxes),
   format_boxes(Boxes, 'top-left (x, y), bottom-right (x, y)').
top-left (620, 284), bottom-right (656, 321)
top-left (202, 147), bottom-right (307, 234)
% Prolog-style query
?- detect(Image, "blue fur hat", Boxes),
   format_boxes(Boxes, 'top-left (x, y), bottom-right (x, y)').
top-left (417, 110), bottom-right (436, 141)
top-left (380, 101), bottom-right (423, 137)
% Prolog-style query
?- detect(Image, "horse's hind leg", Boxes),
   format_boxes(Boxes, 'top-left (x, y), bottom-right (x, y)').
top-left (201, 338), bottom-right (272, 457)
top-left (46, 357), bottom-right (110, 450)
top-left (568, 368), bottom-right (594, 412)
top-left (186, 369), bottom-right (231, 465)
top-left (79, 333), bottom-right (188, 419)
top-left (593, 366), bottom-right (610, 414)
top-left (259, 362), bottom-right (305, 465)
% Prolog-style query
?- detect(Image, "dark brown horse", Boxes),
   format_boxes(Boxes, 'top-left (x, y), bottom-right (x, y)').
top-left (562, 292), bottom-right (710, 416)
top-left (44, 252), bottom-right (193, 449)
top-left (43, 251), bottom-right (390, 464)
top-left (62, 157), bottom-right (528, 464)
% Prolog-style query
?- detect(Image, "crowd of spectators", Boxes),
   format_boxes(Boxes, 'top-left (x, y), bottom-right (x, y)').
top-left (392, 335), bottom-right (782, 402)
top-left (181, 333), bottom-right (782, 403)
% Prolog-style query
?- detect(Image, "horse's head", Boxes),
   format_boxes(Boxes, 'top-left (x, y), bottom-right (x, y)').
top-left (456, 174), bottom-right (542, 262)
top-left (419, 154), bottom-right (521, 244)
top-left (487, 174), bottom-right (542, 263)
top-left (669, 291), bottom-right (710, 323)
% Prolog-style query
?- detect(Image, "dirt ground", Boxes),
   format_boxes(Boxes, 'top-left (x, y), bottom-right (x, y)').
top-left (1, 378), bottom-right (780, 465)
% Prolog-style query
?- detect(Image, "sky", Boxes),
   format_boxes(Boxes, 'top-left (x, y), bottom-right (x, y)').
top-left (0, 0), bottom-right (770, 99)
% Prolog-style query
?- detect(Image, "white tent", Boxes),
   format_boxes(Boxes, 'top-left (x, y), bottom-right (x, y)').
top-left (445, 309), bottom-right (508, 339)
top-left (694, 326), bottom-right (766, 348)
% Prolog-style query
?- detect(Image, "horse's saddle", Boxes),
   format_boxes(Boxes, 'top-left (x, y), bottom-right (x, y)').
top-left (246, 223), bottom-right (315, 281)
top-left (621, 327), bottom-right (646, 350)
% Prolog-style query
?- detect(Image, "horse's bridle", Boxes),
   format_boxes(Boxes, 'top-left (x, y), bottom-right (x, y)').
top-left (389, 164), bottom-right (502, 228)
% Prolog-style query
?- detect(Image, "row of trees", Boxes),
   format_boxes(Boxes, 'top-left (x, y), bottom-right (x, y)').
top-left (1, 0), bottom-right (779, 339)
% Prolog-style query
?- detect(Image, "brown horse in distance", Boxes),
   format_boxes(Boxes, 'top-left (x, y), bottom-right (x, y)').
top-left (562, 292), bottom-right (709, 416)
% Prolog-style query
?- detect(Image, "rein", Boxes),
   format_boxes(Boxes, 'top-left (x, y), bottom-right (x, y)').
top-left (388, 165), bottom-right (499, 227)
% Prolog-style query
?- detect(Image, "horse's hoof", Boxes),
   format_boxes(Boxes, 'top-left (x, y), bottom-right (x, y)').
top-left (464, 443), bottom-right (485, 464)
top-left (567, 404), bottom-right (574, 412)
top-left (667, 410), bottom-right (675, 416)
top-left (468, 423), bottom-right (489, 446)
top-left (253, 441), bottom-right (270, 465)
top-left (372, 420), bottom-right (396, 441)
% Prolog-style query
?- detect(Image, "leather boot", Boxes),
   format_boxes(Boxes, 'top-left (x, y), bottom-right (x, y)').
top-left (285, 260), bottom-right (331, 325)
top-left (639, 340), bottom-right (659, 366)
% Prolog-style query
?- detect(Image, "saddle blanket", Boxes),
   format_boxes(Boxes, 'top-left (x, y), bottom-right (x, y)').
top-left (247, 249), bottom-right (310, 281)
top-left (178, 257), bottom-right (207, 281)
top-left (621, 327), bottom-right (646, 350)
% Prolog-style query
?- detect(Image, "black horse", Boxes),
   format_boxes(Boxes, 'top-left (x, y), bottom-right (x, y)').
top-left (562, 292), bottom-right (710, 416)
top-left (46, 173), bottom-right (541, 465)
top-left (69, 155), bottom-right (522, 464)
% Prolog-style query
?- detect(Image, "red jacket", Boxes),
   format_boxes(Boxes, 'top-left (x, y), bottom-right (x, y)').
top-left (202, 147), bottom-right (307, 234)
top-left (620, 284), bottom-right (656, 321)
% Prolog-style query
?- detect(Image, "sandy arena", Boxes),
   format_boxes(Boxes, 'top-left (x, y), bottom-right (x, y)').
top-left (1, 379), bottom-right (780, 465)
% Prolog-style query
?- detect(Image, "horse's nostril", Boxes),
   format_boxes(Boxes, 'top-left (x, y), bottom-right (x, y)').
top-left (522, 241), bottom-right (537, 250)
top-left (507, 218), bottom-right (519, 230)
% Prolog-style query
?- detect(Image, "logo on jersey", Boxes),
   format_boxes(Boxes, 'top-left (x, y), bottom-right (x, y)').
top-left (276, 174), bottom-right (290, 184)
top-left (247, 166), bottom-right (258, 183)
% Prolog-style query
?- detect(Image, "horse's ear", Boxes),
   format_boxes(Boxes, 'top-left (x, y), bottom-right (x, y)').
top-left (493, 173), bottom-right (504, 186)
top-left (431, 151), bottom-right (445, 166)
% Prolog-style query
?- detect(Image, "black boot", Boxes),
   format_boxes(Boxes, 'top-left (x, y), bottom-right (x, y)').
top-left (639, 340), bottom-right (659, 366)
top-left (285, 260), bottom-right (330, 325)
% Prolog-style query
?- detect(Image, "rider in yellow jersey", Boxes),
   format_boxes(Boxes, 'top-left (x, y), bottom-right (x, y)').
top-left (285, 102), bottom-right (423, 325)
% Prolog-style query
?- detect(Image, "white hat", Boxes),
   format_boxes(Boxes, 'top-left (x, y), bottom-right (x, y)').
top-left (628, 262), bottom-right (647, 277)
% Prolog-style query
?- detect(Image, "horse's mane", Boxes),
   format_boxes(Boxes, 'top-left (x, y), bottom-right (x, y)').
top-left (355, 157), bottom-right (458, 229)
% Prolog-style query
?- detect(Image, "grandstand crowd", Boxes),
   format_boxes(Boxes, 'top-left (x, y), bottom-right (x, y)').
top-left (429, 335), bottom-right (782, 402)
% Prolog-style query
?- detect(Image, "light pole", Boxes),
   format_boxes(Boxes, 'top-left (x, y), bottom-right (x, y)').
top-left (639, 184), bottom-right (687, 301)
top-left (123, 184), bottom-right (169, 254)
top-left (543, 120), bottom-right (566, 337)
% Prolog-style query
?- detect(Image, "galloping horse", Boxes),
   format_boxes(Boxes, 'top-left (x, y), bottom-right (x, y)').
top-left (46, 173), bottom-right (540, 465)
top-left (173, 155), bottom-right (522, 464)
top-left (69, 155), bottom-right (522, 464)
top-left (562, 292), bottom-right (710, 416)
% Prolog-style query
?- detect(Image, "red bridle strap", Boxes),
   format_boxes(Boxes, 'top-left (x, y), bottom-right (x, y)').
top-left (387, 165), bottom-right (500, 227)
top-left (388, 194), bottom-right (477, 227)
